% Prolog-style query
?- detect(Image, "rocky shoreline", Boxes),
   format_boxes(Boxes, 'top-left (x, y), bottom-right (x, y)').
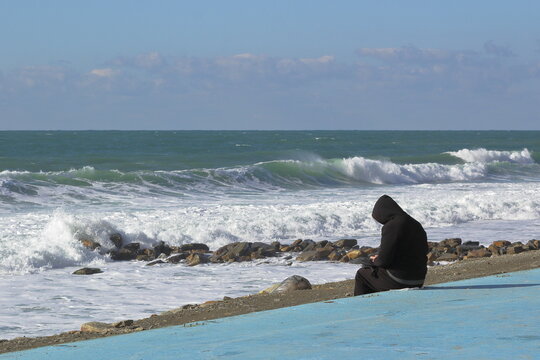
top-left (2, 236), bottom-right (540, 354)
top-left (73, 233), bottom-right (540, 274)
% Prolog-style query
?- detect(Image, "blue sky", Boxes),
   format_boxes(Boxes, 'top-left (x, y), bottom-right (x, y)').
top-left (1, 1), bottom-right (539, 130)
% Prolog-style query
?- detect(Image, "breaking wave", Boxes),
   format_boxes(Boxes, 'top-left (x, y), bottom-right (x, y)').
top-left (0, 148), bottom-right (538, 208)
top-left (447, 148), bottom-right (534, 164)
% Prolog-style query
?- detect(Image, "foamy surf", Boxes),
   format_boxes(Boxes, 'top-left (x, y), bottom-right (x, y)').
top-left (1, 181), bottom-right (539, 275)
top-left (447, 148), bottom-right (534, 164)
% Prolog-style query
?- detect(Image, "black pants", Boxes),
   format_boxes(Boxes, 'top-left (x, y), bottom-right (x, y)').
top-left (354, 267), bottom-right (422, 296)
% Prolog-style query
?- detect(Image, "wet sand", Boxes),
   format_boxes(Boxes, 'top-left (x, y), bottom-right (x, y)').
top-left (2, 250), bottom-right (540, 354)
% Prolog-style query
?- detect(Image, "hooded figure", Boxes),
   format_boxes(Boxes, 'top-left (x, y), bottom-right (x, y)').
top-left (354, 195), bottom-right (428, 296)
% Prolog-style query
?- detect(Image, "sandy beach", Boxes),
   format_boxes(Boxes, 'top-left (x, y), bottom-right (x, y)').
top-left (2, 250), bottom-right (540, 354)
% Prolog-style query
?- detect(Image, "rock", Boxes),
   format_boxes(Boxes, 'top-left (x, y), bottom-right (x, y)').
top-left (209, 254), bottom-right (224, 263)
top-left (360, 246), bottom-right (378, 255)
top-left (315, 247), bottom-right (333, 259)
top-left (138, 248), bottom-right (155, 257)
top-left (270, 241), bottom-right (281, 250)
top-left (109, 233), bottom-right (123, 248)
top-left (112, 320), bottom-right (134, 328)
top-left (215, 242), bottom-right (252, 259)
top-left (181, 304), bottom-right (199, 310)
top-left (153, 241), bottom-right (172, 257)
top-left (492, 240), bottom-right (511, 248)
top-left (167, 253), bottom-right (187, 263)
top-left (80, 239), bottom-right (101, 250)
top-left (81, 322), bottom-right (113, 333)
top-left (315, 240), bottom-right (330, 248)
top-left (427, 241), bottom-right (439, 249)
top-left (456, 244), bottom-right (483, 256)
top-left (507, 245), bottom-right (526, 255)
top-left (464, 248), bottom-right (492, 259)
top-left (271, 275), bottom-right (312, 293)
top-left (110, 248), bottom-right (137, 261)
top-left (334, 239), bottom-right (357, 248)
top-left (73, 267), bottom-right (103, 275)
top-left (296, 247), bottom-right (333, 262)
top-left (231, 242), bottom-right (252, 257)
top-left (435, 253), bottom-right (459, 262)
top-left (186, 253), bottom-right (209, 266)
top-left (251, 242), bottom-right (277, 256)
top-left (527, 239), bottom-right (540, 250)
top-left (328, 249), bottom-right (346, 261)
top-left (123, 243), bottom-right (140, 252)
top-left (302, 242), bottom-right (316, 252)
top-left (200, 300), bottom-right (220, 308)
top-left (296, 250), bottom-right (317, 262)
top-left (439, 238), bottom-right (462, 248)
top-left (259, 283), bottom-right (280, 294)
top-left (488, 244), bottom-right (503, 256)
top-left (280, 245), bottom-right (293, 252)
top-left (146, 259), bottom-right (166, 266)
top-left (299, 239), bottom-right (315, 250)
top-left (291, 239), bottom-right (303, 247)
top-left (345, 249), bottom-right (364, 260)
top-left (136, 254), bottom-right (154, 261)
top-left (180, 243), bottom-right (210, 252)
top-left (427, 251), bottom-right (439, 264)
top-left (250, 250), bottom-right (263, 260)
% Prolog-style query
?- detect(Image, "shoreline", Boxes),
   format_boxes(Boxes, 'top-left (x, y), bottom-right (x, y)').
top-left (2, 250), bottom-right (540, 354)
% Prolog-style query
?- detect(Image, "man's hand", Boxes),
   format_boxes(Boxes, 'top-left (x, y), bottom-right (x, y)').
top-left (370, 255), bottom-right (378, 262)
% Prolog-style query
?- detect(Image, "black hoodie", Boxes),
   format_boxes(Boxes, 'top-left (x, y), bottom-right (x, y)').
top-left (372, 195), bottom-right (428, 281)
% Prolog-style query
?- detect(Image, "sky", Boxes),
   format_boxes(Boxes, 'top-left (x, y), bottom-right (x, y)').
top-left (1, 1), bottom-right (540, 130)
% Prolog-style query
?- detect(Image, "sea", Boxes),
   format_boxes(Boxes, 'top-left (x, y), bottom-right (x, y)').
top-left (1, 130), bottom-right (539, 339)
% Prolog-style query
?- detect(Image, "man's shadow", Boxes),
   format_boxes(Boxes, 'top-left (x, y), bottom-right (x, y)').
top-left (424, 283), bottom-right (540, 290)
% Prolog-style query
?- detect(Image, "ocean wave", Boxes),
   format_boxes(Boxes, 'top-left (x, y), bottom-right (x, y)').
top-left (1, 182), bottom-right (539, 274)
top-left (446, 148), bottom-right (534, 164)
top-left (1, 150), bottom-right (539, 208)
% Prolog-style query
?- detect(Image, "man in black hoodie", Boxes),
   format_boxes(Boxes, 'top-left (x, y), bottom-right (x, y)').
top-left (354, 195), bottom-right (428, 296)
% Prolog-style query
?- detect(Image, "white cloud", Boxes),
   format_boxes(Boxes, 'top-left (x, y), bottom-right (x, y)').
top-left (299, 55), bottom-right (334, 65)
top-left (2, 44), bottom-right (536, 99)
top-left (232, 53), bottom-right (264, 60)
top-left (89, 68), bottom-right (116, 78)
top-left (134, 52), bottom-right (164, 68)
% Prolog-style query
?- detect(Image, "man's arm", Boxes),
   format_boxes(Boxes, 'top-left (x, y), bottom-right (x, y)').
top-left (372, 219), bottom-right (400, 267)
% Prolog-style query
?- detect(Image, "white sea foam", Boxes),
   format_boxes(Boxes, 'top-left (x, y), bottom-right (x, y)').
top-left (0, 259), bottom-right (358, 339)
top-left (447, 148), bottom-right (534, 164)
top-left (337, 157), bottom-right (486, 184)
top-left (2, 181), bottom-right (539, 276)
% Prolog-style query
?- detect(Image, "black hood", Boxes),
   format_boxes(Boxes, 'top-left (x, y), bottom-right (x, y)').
top-left (372, 195), bottom-right (406, 224)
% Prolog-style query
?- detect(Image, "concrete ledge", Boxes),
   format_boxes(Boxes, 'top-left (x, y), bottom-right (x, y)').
top-left (3, 269), bottom-right (540, 359)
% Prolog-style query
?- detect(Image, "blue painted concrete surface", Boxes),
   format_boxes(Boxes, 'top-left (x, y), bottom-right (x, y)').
top-left (2, 269), bottom-right (540, 360)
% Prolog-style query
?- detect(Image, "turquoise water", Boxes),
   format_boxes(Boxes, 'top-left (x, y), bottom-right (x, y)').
top-left (2, 131), bottom-right (539, 172)
top-left (1, 131), bottom-right (539, 211)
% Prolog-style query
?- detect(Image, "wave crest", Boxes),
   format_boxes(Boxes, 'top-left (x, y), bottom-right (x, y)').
top-left (447, 148), bottom-right (534, 164)
top-left (337, 157), bottom-right (485, 184)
